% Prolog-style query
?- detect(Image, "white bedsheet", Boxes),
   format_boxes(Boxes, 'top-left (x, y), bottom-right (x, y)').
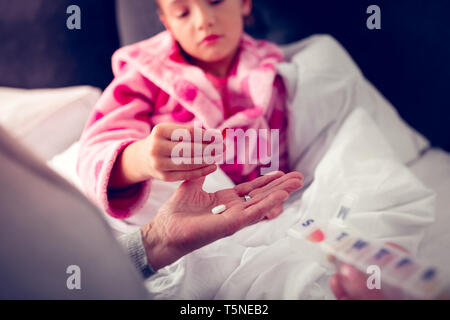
top-left (140, 109), bottom-right (435, 299)
top-left (47, 120), bottom-right (449, 299)
top-left (411, 149), bottom-right (450, 269)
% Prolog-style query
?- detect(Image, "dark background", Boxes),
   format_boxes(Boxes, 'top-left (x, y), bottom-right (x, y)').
top-left (0, 0), bottom-right (448, 151)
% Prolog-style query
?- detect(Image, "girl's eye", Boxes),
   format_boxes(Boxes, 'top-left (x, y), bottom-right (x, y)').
top-left (176, 10), bottom-right (189, 18)
top-left (210, 0), bottom-right (224, 5)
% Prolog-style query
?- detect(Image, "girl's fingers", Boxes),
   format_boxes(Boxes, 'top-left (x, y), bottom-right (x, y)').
top-left (160, 157), bottom-right (216, 171)
top-left (233, 171), bottom-right (285, 196)
top-left (158, 140), bottom-right (223, 158)
top-left (153, 123), bottom-right (206, 141)
top-left (161, 164), bottom-right (217, 181)
top-left (167, 140), bottom-right (224, 156)
top-left (155, 123), bottom-right (224, 148)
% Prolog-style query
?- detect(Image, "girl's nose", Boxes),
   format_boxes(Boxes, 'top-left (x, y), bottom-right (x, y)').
top-left (195, 4), bottom-right (216, 30)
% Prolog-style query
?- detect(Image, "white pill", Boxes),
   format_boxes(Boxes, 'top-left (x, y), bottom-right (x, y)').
top-left (211, 204), bottom-right (226, 215)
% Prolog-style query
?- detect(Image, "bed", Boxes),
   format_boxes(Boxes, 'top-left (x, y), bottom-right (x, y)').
top-left (42, 36), bottom-right (450, 299)
top-left (1, 0), bottom-right (449, 299)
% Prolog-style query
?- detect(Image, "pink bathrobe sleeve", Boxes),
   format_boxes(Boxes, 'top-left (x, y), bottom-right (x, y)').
top-left (77, 65), bottom-right (158, 219)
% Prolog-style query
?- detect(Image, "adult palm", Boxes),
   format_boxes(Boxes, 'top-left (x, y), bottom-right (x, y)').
top-left (142, 171), bottom-right (303, 270)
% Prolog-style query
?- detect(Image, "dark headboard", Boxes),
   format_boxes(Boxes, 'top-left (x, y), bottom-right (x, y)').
top-left (1, 0), bottom-right (449, 151)
top-left (0, 0), bottom-right (119, 89)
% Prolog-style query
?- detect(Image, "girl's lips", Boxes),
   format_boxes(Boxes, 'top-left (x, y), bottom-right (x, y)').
top-left (201, 34), bottom-right (222, 44)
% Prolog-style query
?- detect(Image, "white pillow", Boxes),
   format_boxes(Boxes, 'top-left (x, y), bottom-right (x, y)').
top-left (0, 86), bottom-right (101, 161)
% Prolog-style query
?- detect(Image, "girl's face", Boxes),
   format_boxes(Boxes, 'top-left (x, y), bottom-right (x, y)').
top-left (158, 0), bottom-right (252, 64)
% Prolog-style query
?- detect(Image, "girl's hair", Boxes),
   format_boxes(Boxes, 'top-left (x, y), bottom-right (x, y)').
top-left (155, 0), bottom-right (255, 28)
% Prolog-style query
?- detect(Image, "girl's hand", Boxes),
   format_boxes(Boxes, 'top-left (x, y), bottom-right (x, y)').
top-left (141, 123), bottom-right (223, 181)
top-left (140, 123), bottom-right (222, 182)
top-left (109, 123), bottom-right (223, 190)
top-left (141, 171), bottom-right (304, 271)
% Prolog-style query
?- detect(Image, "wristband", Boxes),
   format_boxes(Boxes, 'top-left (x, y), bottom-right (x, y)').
top-left (118, 229), bottom-right (156, 279)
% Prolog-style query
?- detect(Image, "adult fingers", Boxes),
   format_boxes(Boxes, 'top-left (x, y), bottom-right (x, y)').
top-left (239, 179), bottom-right (300, 209)
top-left (338, 264), bottom-right (384, 300)
top-left (264, 203), bottom-right (284, 220)
top-left (247, 176), bottom-right (303, 202)
top-left (215, 190), bottom-right (288, 237)
top-left (329, 274), bottom-right (350, 300)
top-left (240, 190), bottom-right (289, 227)
top-left (233, 171), bottom-right (285, 196)
top-left (329, 242), bottom-right (408, 300)
top-left (214, 190), bottom-right (290, 240)
top-left (248, 171), bottom-right (303, 198)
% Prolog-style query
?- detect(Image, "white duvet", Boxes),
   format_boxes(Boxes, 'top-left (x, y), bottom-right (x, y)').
top-left (48, 35), bottom-right (436, 299)
top-left (141, 108), bottom-right (435, 300)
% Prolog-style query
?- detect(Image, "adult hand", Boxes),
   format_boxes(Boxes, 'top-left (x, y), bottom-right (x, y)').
top-left (329, 243), bottom-right (409, 300)
top-left (141, 171), bottom-right (303, 270)
top-left (329, 264), bottom-right (385, 300)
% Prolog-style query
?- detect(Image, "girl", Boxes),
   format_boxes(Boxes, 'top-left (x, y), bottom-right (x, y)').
top-left (77, 0), bottom-right (289, 219)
